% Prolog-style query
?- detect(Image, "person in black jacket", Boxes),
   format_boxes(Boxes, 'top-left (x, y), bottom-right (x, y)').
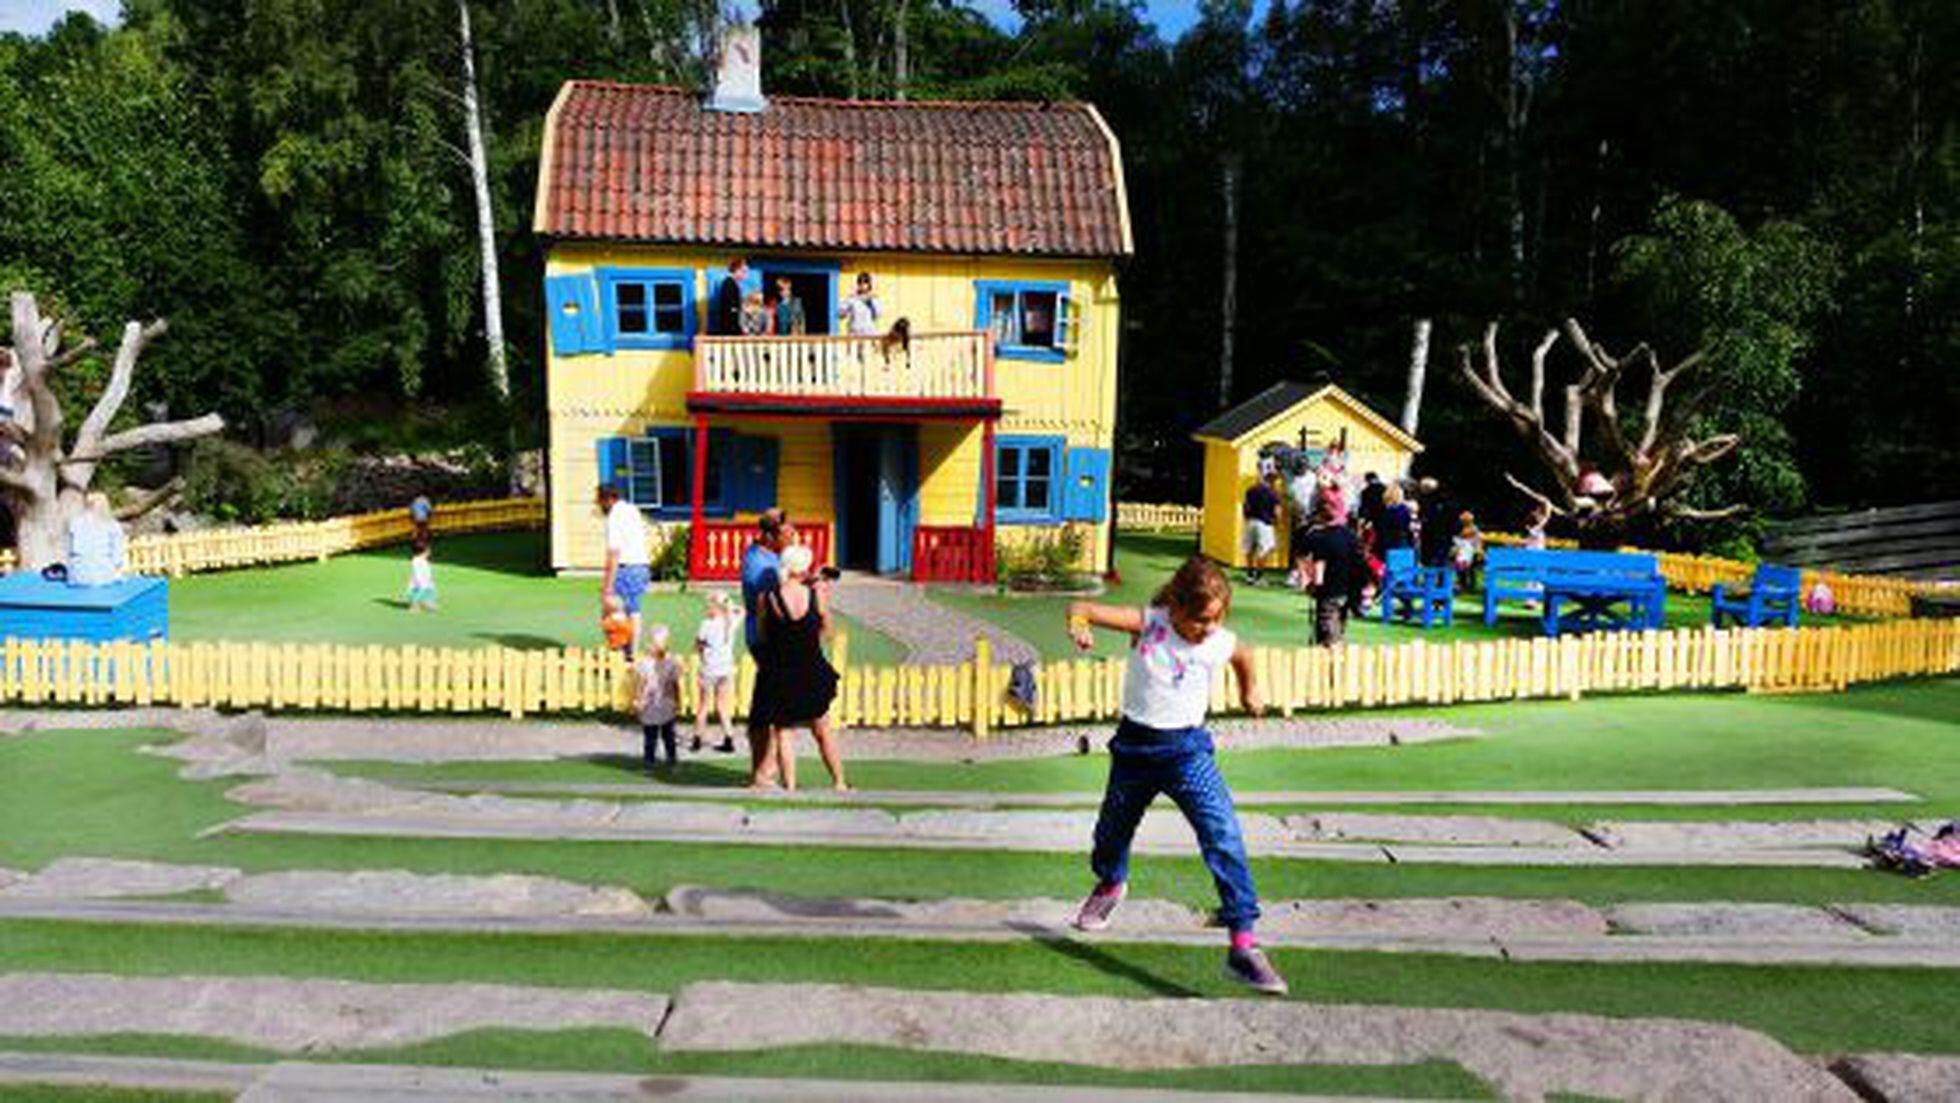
top-left (711, 257), bottom-right (749, 336)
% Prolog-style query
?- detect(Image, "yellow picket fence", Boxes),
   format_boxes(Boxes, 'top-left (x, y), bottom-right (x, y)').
top-left (1115, 501), bottom-right (1205, 532)
top-left (0, 498), bottom-right (544, 578)
top-left (4, 618), bottom-right (1954, 731)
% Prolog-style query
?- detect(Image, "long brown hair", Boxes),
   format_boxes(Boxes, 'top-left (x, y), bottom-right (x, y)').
top-left (1153, 556), bottom-right (1232, 622)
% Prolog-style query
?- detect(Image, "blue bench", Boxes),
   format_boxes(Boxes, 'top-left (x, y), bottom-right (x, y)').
top-left (0, 573), bottom-right (168, 642)
top-left (1379, 547), bottom-right (1456, 628)
top-left (1483, 547), bottom-right (1665, 636)
top-left (1710, 563), bottom-right (1802, 629)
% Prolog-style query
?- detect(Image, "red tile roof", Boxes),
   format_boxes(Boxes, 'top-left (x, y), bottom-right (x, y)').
top-left (534, 81), bottom-right (1132, 258)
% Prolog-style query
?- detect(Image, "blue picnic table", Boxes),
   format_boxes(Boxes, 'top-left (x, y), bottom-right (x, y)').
top-left (1484, 547), bottom-right (1666, 638)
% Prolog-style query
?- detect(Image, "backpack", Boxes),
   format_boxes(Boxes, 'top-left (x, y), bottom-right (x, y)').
top-left (1007, 662), bottom-right (1038, 712)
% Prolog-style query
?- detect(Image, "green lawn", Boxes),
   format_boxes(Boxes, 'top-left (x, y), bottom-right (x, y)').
top-left (166, 531), bottom-right (904, 665)
top-left (936, 532), bottom-right (1861, 660)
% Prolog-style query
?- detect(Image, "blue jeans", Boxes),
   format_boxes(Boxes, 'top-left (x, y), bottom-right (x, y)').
top-left (1091, 717), bottom-right (1261, 933)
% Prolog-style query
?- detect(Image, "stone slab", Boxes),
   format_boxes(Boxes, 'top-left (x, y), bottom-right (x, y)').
top-left (1259, 897), bottom-right (1610, 939)
top-left (663, 886), bottom-right (1203, 931)
top-left (658, 982), bottom-right (1856, 1101)
top-left (1829, 904), bottom-right (1960, 939)
top-left (0, 868), bottom-right (22, 891)
top-left (1603, 903), bottom-right (1865, 939)
top-left (1287, 813), bottom-right (1586, 848)
top-left (740, 807), bottom-right (901, 836)
top-left (898, 809), bottom-right (1292, 847)
top-left (0, 857), bottom-right (240, 900)
top-left (1832, 1053), bottom-right (1960, 1103)
top-left (0, 972), bottom-right (668, 1052)
top-left (1587, 819), bottom-right (1894, 851)
top-left (226, 870), bottom-right (652, 920)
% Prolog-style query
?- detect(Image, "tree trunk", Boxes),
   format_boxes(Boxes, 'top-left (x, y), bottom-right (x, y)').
top-left (1217, 152), bottom-right (1240, 410)
top-left (1502, 1), bottom-right (1527, 300)
top-left (1402, 318), bottom-right (1431, 436)
top-left (839, 0), bottom-right (859, 99)
top-left (892, 0), bottom-right (910, 101)
top-left (604, 0), bottom-right (622, 46)
top-left (11, 475), bottom-right (80, 571)
top-left (458, 0), bottom-right (509, 401)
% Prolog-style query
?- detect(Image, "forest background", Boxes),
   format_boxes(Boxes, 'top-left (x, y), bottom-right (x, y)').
top-left (2, 0), bottom-right (1956, 556)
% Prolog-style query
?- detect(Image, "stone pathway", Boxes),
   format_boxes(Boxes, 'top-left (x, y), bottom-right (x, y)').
top-left (657, 981), bottom-right (1857, 1102)
top-left (0, 1053), bottom-right (1414, 1103)
top-left (407, 779), bottom-right (1920, 808)
top-left (828, 574), bottom-right (1040, 665)
top-left (0, 973), bottom-right (668, 1052)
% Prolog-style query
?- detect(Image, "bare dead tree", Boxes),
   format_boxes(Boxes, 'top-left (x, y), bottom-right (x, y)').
top-left (1, 291), bottom-right (224, 569)
top-left (1456, 318), bottom-right (1742, 536)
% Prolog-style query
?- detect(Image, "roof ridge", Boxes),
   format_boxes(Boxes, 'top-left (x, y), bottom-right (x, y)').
top-left (562, 78), bottom-right (1088, 114)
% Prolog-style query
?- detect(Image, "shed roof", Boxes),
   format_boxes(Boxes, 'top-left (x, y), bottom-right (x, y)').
top-left (1191, 382), bottom-right (1423, 452)
top-left (533, 81), bottom-right (1132, 258)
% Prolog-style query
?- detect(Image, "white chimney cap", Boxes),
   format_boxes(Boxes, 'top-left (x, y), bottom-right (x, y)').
top-left (707, 23), bottom-right (765, 114)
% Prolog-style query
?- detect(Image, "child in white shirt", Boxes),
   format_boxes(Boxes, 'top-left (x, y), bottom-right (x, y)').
top-left (405, 535), bottom-right (437, 612)
top-left (633, 624), bottom-right (683, 770)
top-left (691, 592), bottom-right (742, 753)
top-left (1063, 556), bottom-right (1287, 996)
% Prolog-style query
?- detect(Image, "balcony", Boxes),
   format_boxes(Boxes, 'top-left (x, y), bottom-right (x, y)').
top-left (690, 331), bottom-right (998, 418)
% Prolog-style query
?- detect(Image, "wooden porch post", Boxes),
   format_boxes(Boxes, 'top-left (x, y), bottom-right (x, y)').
top-left (688, 413), bottom-right (709, 580)
top-left (981, 418), bottom-right (997, 583)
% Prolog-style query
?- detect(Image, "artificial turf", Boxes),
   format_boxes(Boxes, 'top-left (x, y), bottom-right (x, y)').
top-left (165, 531), bottom-right (905, 665)
top-left (0, 1032), bottom-right (1489, 1099)
top-left (3, 918), bottom-right (1958, 1057)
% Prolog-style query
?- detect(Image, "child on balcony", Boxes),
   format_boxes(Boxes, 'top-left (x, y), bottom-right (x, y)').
top-left (1064, 557), bottom-right (1288, 996)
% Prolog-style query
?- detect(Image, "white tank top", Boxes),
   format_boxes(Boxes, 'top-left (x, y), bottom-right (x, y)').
top-left (1121, 606), bottom-right (1237, 731)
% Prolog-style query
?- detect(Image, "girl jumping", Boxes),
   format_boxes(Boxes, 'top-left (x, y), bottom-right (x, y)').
top-left (1065, 556), bottom-right (1289, 995)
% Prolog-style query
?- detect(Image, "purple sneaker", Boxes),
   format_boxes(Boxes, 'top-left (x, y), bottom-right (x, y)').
top-left (1224, 946), bottom-right (1290, 996)
top-left (1071, 883), bottom-right (1127, 931)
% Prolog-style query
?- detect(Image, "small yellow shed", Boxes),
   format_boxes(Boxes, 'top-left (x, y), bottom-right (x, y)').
top-left (1192, 382), bottom-right (1423, 567)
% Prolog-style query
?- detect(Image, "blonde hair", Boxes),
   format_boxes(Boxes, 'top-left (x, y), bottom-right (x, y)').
top-left (85, 491), bottom-right (113, 518)
top-left (645, 623), bottom-right (671, 653)
top-left (1383, 482), bottom-right (1405, 507)
top-left (705, 591), bottom-right (731, 613)
top-left (780, 543), bottom-right (815, 578)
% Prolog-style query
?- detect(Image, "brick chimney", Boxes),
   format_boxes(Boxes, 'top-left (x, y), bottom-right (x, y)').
top-left (706, 23), bottom-right (766, 114)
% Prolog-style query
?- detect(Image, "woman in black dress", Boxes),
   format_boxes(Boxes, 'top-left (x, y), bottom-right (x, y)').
top-left (751, 543), bottom-right (847, 791)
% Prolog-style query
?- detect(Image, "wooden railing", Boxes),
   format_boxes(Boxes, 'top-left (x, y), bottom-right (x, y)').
top-left (911, 525), bottom-right (993, 583)
top-left (4, 619), bottom-right (1953, 726)
top-left (1115, 501), bottom-right (1204, 532)
top-left (0, 498), bottom-right (544, 578)
top-left (691, 521), bottom-right (832, 581)
top-left (693, 331), bottom-right (993, 400)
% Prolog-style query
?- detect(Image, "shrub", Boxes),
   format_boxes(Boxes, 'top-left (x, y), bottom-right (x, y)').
top-left (998, 524), bottom-right (1091, 591)
top-left (652, 526), bottom-right (691, 583)
top-left (182, 439), bottom-right (282, 524)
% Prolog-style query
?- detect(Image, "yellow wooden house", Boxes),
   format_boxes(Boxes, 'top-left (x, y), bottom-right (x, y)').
top-left (532, 33), bottom-right (1132, 581)
top-left (1192, 382), bottom-right (1422, 566)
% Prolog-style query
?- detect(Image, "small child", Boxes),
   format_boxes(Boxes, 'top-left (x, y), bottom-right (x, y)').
top-left (1451, 510), bottom-right (1483, 591)
top-left (740, 290), bottom-right (771, 336)
top-left (601, 594), bottom-right (634, 658)
top-left (405, 534), bottom-right (437, 612)
top-left (633, 624), bottom-right (683, 770)
top-left (1523, 502), bottom-right (1551, 551)
top-left (691, 592), bottom-right (741, 753)
top-left (1064, 557), bottom-right (1288, 996)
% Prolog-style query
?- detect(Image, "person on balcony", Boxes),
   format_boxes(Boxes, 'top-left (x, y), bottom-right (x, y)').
top-left (771, 276), bottom-right (806, 336)
top-left (839, 272), bottom-right (881, 336)
top-left (711, 257), bottom-right (749, 336)
top-left (740, 290), bottom-right (770, 336)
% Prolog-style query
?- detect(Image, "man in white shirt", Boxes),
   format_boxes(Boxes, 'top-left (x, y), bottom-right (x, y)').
top-left (838, 272), bottom-right (881, 336)
top-left (597, 483), bottom-right (652, 653)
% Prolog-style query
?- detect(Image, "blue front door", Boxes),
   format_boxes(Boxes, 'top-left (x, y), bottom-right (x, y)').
top-left (875, 426), bottom-right (918, 574)
top-left (834, 424), bottom-right (917, 575)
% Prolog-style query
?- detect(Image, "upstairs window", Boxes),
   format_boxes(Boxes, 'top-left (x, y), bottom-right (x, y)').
top-left (599, 269), bottom-right (694, 350)
top-left (975, 280), bottom-right (1074, 363)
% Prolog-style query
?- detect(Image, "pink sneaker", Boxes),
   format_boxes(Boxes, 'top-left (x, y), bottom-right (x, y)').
top-left (1072, 883), bottom-right (1126, 931)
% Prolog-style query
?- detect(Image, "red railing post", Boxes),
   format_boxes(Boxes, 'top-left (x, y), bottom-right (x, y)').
top-left (981, 419), bottom-right (997, 584)
top-left (688, 414), bottom-right (709, 581)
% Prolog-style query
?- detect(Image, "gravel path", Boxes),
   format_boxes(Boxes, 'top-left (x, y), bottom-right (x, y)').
top-left (829, 575), bottom-right (1041, 664)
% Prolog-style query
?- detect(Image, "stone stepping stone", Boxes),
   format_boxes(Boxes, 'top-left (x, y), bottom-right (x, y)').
top-left (1585, 819), bottom-right (1894, 851)
top-left (1286, 813), bottom-right (1587, 848)
top-left (1833, 1053), bottom-right (1960, 1103)
top-left (1829, 904), bottom-right (1960, 939)
top-left (0, 868), bottom-right (22, 891)
top-left (0, 972), bottom-right (668, 1053)
top-left (0, 857), bottom-right (239, 900)
top-left (1259, 897), bottom-right (1609, 939)
top-left (0, 1053), bottom-right (1381, 1103)
top-left (225, 870), bottom-right (652, 920)
top-left (1603, 903), bottom-right (1866, 940)
top-left (657, 981), bottom-right (1856, 1101)
top-left (897, 809), bottom-right (1292, 848)
top-left (663, 885), bottom-right (1203, 931)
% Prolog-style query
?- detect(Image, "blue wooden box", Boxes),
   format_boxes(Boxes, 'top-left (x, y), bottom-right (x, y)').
top-left (0, 574), bottom-right (168, 642)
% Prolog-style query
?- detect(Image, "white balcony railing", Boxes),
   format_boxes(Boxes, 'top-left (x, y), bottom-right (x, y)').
top-left (693, 331), bottom-right (993, 402)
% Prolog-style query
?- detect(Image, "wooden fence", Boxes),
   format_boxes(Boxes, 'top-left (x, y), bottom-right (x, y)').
top-left (4, 618), bottom-right (1953, 730)
top-left (1115, 501), bottom-right (1205, 532)
top-left (0, 498), bottom-right (544, 578)
top-left (1763, 500), bottom-right (1960, 580)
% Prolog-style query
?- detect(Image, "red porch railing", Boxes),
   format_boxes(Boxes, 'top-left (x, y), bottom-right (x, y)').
top-left (911, 525), bottom-right (994, 583)
top-left (692, 522), bottom-right (833, 582)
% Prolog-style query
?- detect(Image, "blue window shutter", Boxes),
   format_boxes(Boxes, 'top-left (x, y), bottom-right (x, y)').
top-left (547, 274), bottom-right (600, 355)
top-left (595, 437), bottom-right (630, 494)
top-left (1063, 446), bottom-right (1110, 522)
top-left (731, 433), bottom-right (779, 513)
